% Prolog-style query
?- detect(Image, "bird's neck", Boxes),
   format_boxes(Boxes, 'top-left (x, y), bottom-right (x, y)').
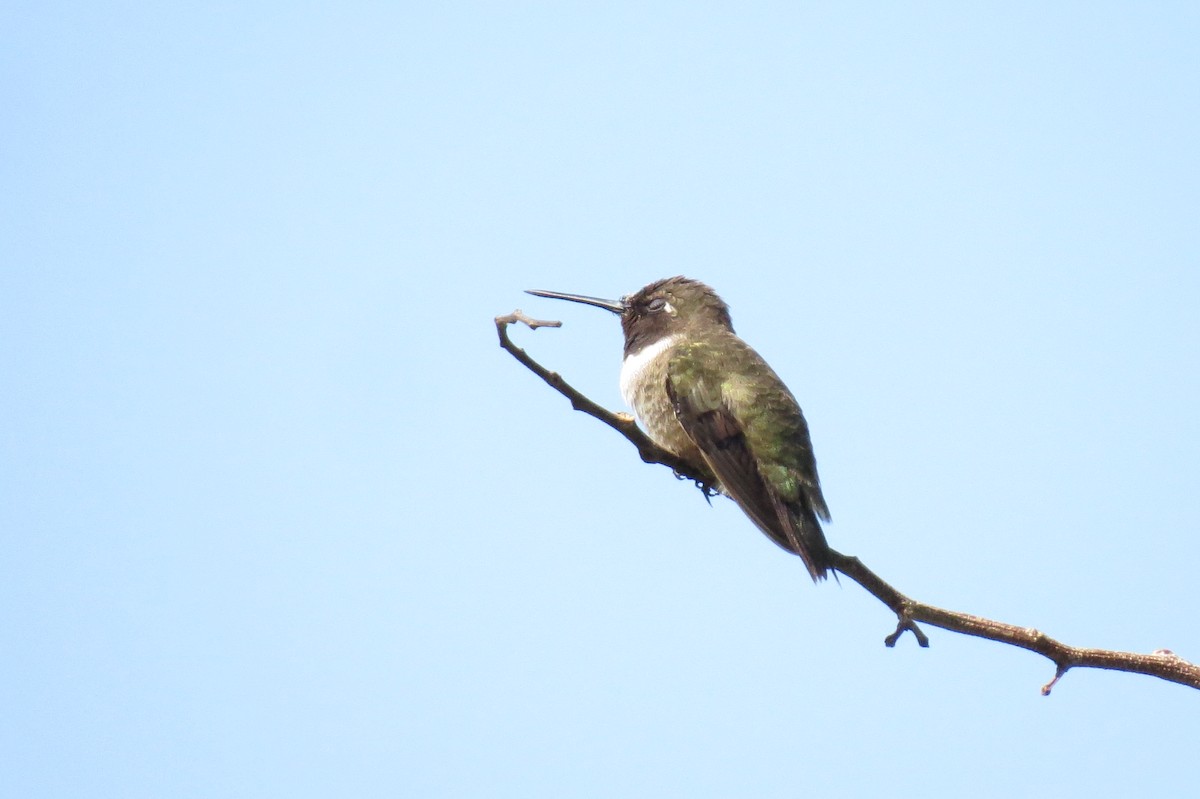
top-left (619, 333), bottom-right (681, 407)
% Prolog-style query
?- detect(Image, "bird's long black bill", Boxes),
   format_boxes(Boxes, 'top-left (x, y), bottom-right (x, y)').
top-left (526, 289), bottom-right (624, 314)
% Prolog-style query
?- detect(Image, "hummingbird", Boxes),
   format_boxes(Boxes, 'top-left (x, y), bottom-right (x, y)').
top-left (527, 276), bottom-right (833, 581)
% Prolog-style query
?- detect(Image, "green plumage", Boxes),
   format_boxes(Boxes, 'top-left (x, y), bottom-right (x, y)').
top-left (669, 334), bottom-right (827, 512)
top-left (664, 330), bottom-right (831, 580)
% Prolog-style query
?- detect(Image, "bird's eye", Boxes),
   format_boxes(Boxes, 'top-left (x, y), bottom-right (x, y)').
top-left (647, 297), bottom-right (667, 312)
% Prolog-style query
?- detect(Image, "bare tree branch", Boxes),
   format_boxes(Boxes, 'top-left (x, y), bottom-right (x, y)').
top-left (497, 311), bottom-right (1200, 695)
top-left (495, 311), bottom-right (719, 490)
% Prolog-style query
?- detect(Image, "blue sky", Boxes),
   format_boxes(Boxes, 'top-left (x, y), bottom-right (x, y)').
top-left (3, 3), bottom-right (1198, 796)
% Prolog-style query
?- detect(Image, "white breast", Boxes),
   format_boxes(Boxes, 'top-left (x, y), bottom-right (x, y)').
top-left (619, 334), bottom-right (681, 408)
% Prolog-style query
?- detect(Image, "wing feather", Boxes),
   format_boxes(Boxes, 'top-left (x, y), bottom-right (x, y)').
top-left (666, 369), bottom-right (830, 580)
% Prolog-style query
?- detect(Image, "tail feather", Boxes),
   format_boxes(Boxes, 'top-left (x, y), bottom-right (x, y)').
top-left (771, 495), bottom-right (833, 582)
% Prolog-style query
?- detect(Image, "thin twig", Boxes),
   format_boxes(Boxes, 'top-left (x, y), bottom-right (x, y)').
top-left (497, 310), bottom-right (719, 491)
top-left (496, 311), bottom-right (1200, 695)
